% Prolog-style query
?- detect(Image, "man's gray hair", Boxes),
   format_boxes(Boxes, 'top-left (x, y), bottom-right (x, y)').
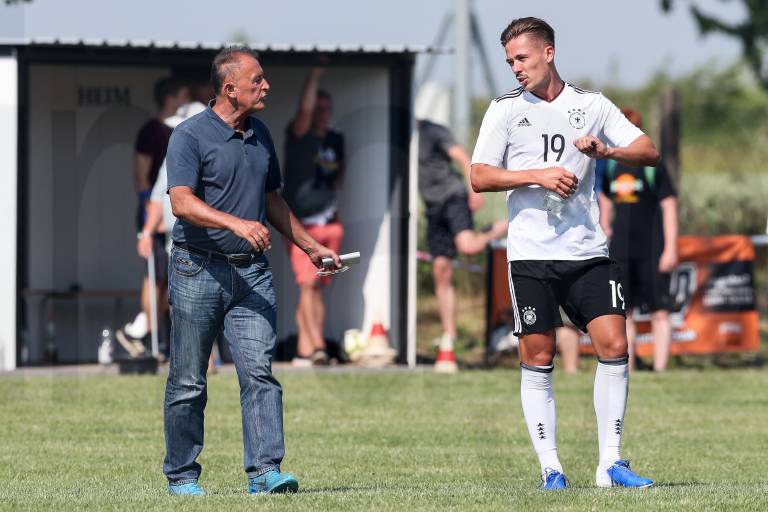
top-left (211, 46), bottom-right (260, 95)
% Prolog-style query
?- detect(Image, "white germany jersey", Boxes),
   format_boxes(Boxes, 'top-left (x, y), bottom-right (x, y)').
top-left (472, 82), bottom-right (644, 262)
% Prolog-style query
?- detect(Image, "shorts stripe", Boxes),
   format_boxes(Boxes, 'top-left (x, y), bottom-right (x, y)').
top-left (507, 263), bottom-right (521, 333)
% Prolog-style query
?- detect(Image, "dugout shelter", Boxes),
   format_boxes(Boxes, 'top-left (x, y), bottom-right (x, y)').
top-left (0, 38), bottom-right (434, 370)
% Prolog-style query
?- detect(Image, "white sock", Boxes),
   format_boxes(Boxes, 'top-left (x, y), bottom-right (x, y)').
top-left (520, 364), bottom-right (562, 475)
top-left (438, 333), bottom-right (455, 351)
top-left (594, 357), bottom-right (629, 468)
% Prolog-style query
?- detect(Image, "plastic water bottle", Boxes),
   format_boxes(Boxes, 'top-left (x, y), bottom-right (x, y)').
top-left (543, 191), bottom-right (567, 221)
top-left (98, 327), bottom-right (113, 365)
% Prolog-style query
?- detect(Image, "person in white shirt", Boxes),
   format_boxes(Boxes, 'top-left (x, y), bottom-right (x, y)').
top-left (471, 17), bottom-right (658, 490)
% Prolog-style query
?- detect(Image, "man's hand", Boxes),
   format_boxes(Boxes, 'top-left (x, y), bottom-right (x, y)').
top-left (137, 233), bottom-right (153, 259)
top-left (536, 167), bottom-right (578, 198)
top-left (574, 135), bottom-right (609, 159)
top-left (232, 219), bottom-right (272, 252)
top-left (658, 249), bottom-right (678, 273)
top-left (305, 243), bottom-right (341, 270)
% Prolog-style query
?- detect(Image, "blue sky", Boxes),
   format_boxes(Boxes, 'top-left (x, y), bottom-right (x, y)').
top-left (0, 0), bottom-right (745, 94)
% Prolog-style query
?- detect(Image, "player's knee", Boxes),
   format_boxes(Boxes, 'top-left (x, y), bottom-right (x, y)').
top-left (600, 338), bottom-right (628, 359)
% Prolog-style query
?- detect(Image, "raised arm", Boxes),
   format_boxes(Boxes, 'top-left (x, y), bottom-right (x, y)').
top-left (290, 68), bottom-right (323, 138)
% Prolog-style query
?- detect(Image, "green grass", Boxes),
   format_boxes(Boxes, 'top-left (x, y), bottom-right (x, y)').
top-left (2, 369), bottom-right (768, 511)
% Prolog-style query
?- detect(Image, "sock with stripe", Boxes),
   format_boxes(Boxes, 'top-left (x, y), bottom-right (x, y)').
top-left (520, 363), bottom-right (563, 475)
top-left (594, 356), bottom-right (629, 469)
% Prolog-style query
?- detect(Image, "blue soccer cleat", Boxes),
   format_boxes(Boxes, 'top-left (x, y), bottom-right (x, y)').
top-left (540, 468), bottom-right (569, 490)
top-left (168, 481), bottom-right (206, 496)
top-left (248, 470), bottom-right (299, 494)
top-left (596, 460), bottom-right (653, 488)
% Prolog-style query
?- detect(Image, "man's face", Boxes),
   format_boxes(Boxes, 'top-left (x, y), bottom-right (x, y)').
top-left (312, 96), bottom-right (333, 131)
top-left (504, 33), bottom-right (554, 92)
top-left (230, 55), bottom-right (270, 112)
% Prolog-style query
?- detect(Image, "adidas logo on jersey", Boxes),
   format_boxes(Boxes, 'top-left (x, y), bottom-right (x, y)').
top-left (517, 117), bottom-right (532, 127)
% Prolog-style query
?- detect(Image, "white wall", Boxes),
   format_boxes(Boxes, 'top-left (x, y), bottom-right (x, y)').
top-left (0, 54), bottom-right (17, 371)
top-left (24, 63), bottom-right (397, 363)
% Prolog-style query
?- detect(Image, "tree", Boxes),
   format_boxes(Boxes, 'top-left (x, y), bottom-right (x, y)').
top-left (661, 0), bottom-right (768, 88)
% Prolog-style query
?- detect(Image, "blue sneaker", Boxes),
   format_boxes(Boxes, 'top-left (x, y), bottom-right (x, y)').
top-left (248, 470), bottom-right (299, 494)
top-left (168, 481), bottom-right (206, 496)
top-left (540, 468), bottom-right (569, 490)
top-left (597, 460), bottom-right (653, 488)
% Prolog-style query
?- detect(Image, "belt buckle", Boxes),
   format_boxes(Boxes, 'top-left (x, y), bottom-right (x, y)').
top-left (227, 253), bottom-right (252, 265)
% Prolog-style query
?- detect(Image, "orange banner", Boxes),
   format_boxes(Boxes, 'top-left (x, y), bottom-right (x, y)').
top-left (487, 236), bottom-right (760, 355)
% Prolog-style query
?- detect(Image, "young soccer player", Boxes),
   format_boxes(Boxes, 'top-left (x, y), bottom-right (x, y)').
top-left (471, 17), bottom-right (658, 490)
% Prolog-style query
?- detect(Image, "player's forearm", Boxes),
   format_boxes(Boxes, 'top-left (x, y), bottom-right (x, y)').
top-left (605, 135), bottom-right (659, 168)
top-left (140, 200), bottom-right (165, 236)
top-left (470, 163), bottom-right (541, 192)
top-left (134, 153), bottom-right (153, 191)
top-left (170, 188), bottom-right (242, 232)
top-left (265, 192), bottom-right (318, 254)
top-left (660, 196), bottom-right (679, 253)
top-left (597, 192), bottom-right (613, 235)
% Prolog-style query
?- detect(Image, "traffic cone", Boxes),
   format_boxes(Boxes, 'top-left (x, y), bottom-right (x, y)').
top-left (359, 320), bottom-right (396, 367)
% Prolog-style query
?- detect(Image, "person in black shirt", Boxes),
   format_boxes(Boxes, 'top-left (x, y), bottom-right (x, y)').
top-left (599, 107), bottom-right (679, 372)
top-left (282, 68), bottom-right (345, 366)
top-left (117, 77), bottom-right (189, 357)
top-left (418, 120), bottom-right (507, 373)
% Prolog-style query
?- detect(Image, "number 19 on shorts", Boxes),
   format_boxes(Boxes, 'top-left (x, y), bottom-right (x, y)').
top-left (609, 279), bottom-right (625, 310)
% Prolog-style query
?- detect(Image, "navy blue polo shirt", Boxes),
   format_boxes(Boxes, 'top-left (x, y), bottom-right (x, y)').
top-left (166, 102), bottom-right (283, 254)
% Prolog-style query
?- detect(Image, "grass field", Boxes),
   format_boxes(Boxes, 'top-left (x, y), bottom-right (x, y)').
top-left (2, 368), bottom-right (768, 511)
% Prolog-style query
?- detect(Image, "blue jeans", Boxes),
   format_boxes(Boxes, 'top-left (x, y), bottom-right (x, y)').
top-left (163, 246), bottom-right (284, 484)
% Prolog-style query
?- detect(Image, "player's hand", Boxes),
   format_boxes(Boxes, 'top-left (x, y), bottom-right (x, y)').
top-left (537, 167), bottom-right (578, 198)
top-left (658, 249), bottom-right (678, 273)
top-left (468, 191), bottom-right (485, 212)
top-left (574, 135), bottom-right (609, 159)
top-left (306, 243), bottom-right (340, 269)
top-left (137, 234), bottom-right (153, 260)
top-left (233, 219), bottom-right (272, 252)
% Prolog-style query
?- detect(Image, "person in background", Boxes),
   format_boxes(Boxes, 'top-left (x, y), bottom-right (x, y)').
top-left (282, 67), bottom-right (345, 367)
top-left (418, 119), bottom-right (508, 373)
top-left (117, 77), bottom-right (189, 357)
top-left (599, 107), bottom-right (679, 372)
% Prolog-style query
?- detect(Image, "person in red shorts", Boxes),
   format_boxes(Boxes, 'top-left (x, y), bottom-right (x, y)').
top-left (282, 67), bottom-right (345, 366)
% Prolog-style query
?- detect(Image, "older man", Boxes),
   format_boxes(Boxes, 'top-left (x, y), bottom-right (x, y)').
top-left (163, 46), bottom-right (340, 496)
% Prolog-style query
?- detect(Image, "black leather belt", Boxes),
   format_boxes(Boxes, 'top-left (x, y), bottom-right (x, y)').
top-left (173, 242), bottom-right (260, 264)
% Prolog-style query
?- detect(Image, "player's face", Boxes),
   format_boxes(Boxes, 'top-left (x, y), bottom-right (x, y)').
top-left (504, 34), bottom-right (554, 92)
top-left (232, 55), bottom-right (270, 112)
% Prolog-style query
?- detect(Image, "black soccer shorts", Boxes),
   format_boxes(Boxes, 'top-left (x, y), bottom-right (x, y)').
top-left (425, 193), bottom-right (474, 258)
top-left (507, 257), bottom-right (626, 336)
